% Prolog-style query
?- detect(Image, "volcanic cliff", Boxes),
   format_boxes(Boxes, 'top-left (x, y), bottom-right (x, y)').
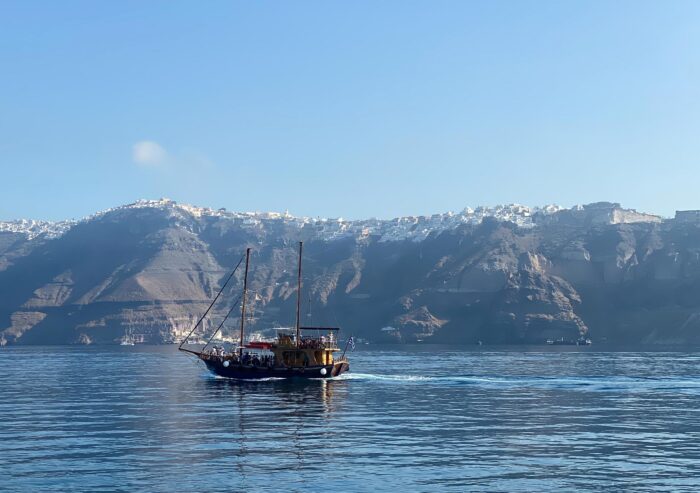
top-left (2, 199), bottom-right (699, 345)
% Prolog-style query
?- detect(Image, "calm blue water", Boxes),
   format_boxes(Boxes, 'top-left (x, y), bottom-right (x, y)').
top-left (2, 345), bottom-right (700, 492)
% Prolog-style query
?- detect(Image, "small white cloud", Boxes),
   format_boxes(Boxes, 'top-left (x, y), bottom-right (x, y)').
top-left (133, 140), bottom-right (167, 166)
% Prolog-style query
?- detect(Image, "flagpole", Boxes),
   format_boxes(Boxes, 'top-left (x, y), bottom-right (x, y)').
top-left (341, 335), bottom-right (354, 359)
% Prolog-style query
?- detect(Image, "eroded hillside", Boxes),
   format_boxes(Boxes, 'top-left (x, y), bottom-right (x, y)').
top-left (2, 199), bottom-right (700, 345)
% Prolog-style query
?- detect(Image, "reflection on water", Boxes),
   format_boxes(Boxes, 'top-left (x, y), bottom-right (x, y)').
top-left (2, 345), bottom-right (700, 492)
top-left (193, 377), bottom-right (345, 481)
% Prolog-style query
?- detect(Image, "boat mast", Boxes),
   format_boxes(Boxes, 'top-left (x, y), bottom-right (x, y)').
top-left (239, 248), bottom-right (251, 355)
top-left (295, 241), bottom-right (303, 348)
top-left (178, 253), bottom-right (245, 351)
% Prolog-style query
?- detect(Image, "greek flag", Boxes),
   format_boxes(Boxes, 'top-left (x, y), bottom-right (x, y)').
top-left (348, 336), bottom-right (356, 351)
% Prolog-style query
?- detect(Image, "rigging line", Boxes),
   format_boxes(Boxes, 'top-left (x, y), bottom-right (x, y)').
top-left (329, 307), bottom-right (346, 347)
top-left (330, 306), bottom-right (342, 329)
top-left (202, 293), bottom-right (243, 351)
top-left (178, 253), bottom-right (245, 350)
top-left (307, 294), bottom-right (313, 326)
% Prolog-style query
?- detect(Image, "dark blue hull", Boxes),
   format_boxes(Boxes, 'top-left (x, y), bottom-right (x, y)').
top-left (202, 358), bottom-right (349, 380)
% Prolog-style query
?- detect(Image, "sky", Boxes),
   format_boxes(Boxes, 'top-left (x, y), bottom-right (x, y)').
top-left (1, 1), bottom-right (699, 221)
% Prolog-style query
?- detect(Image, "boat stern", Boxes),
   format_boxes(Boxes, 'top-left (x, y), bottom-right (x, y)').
top-left (330, 359), bottom-right (349, 377)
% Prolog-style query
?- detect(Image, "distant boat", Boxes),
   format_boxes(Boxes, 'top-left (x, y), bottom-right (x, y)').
top-left (546, 337), bottom-right (592, 346)
top-left (179, 242), bottom-right (350, 379)
top-left (120, 329), bottom-right (135, 346)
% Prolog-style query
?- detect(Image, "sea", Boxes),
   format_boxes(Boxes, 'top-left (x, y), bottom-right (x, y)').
top-left (2, 345), bottom-right (700, 492)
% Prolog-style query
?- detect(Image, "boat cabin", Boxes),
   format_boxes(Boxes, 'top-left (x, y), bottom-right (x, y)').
top-left (267, 327), bottom-right (340, 368)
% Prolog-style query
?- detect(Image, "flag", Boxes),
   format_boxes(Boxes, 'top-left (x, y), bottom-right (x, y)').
top-left (348, 336), bottom-right (356, 351)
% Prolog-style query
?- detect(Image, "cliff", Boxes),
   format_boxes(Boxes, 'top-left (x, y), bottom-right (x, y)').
top-left (3, 199), bottom-right (700, 346)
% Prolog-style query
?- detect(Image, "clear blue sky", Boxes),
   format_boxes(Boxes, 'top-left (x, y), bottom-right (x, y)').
top-left (1, 1), bottom-right (699, 221)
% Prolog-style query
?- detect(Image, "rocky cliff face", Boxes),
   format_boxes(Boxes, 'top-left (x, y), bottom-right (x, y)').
top-left (2, 199), bottom-right (700, 345)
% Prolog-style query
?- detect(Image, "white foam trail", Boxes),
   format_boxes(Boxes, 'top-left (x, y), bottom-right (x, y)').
top-left (333, 372), bottom-right (433, 382)
top-left (330, 373), bottom-right (700, 393)
top-left (334, 372), bottom-right (507, 383)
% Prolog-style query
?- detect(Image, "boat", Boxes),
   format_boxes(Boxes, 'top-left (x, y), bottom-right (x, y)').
top-left (546, 337), bottom-right (592, 346)
top-left (179, 242), bottom-right (350, 380)
top-left (120, 328), bottom-right (135, 346)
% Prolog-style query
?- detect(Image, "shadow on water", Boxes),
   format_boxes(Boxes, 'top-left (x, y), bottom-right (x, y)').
top-left (182, 376), bottom-right (350, 484)
top-left (199, 376), bottom-right (349, 416)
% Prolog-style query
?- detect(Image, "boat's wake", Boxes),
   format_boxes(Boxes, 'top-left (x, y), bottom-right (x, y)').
top-left (331, 372), bottom-right (700, 393)
top-left (333, 373), bottom-right (432, 382)
top-left (201, 371), bottom-right (700, 393)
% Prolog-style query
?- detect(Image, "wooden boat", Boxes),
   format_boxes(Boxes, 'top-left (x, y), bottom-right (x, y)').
top-left (179, 242), bottom-right (350, 379)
